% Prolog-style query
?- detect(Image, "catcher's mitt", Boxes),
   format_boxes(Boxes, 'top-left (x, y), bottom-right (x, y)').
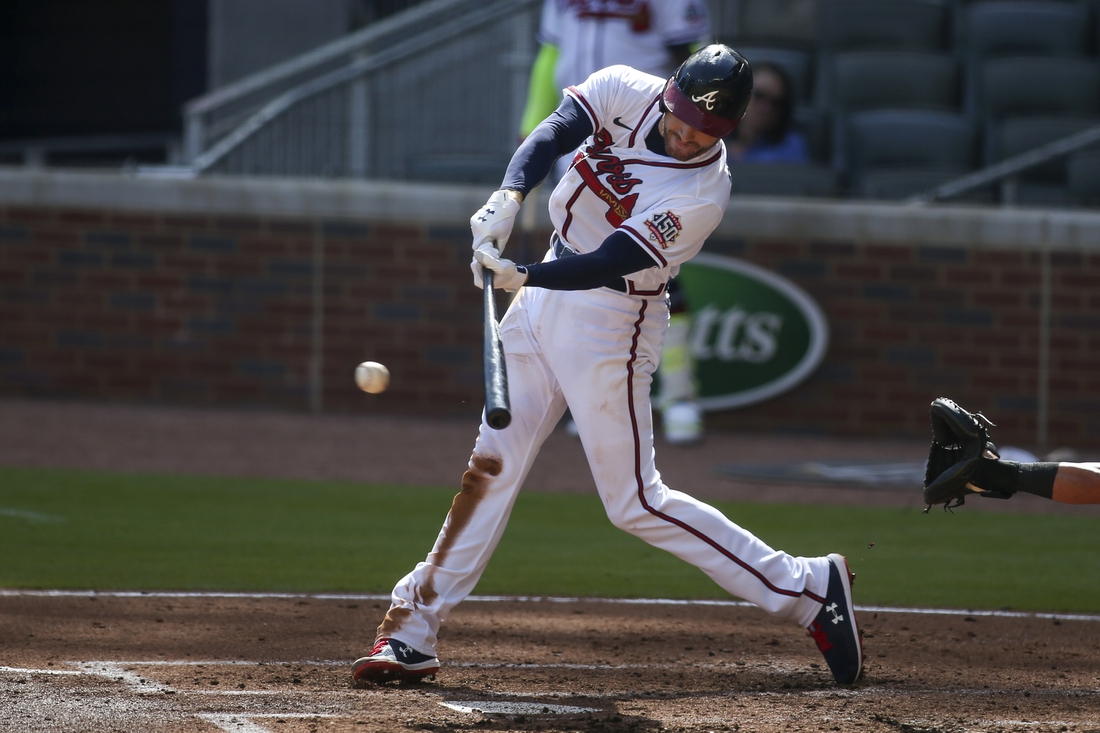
top-left (923, 398), bottom-right (998, 511)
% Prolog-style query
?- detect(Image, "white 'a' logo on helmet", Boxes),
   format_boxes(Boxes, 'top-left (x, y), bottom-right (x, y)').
top-left (691, 91), bottom-right (721, 110)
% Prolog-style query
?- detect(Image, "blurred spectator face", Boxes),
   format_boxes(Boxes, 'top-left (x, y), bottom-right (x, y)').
top-left (737, 66), bottom-right (787, 141)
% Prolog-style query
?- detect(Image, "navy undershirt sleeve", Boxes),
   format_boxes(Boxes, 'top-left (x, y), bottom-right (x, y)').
top-left (502, 96), bottom-right (659, 289)
top-left (520, 231), bottom-right (657, 290)
top-left (501, 96), bottom-right (594, 196)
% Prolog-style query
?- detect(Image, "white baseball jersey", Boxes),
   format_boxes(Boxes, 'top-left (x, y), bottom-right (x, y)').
top-left (550, 65), bottom-right (730, 295)
top-left (540, 0), bottom-right (711, 90)
top-left (376, 63), bottom-right (832, 661)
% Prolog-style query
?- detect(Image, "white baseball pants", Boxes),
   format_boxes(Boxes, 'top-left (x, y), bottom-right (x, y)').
top-left (379, 285), bottom-right (831, 654)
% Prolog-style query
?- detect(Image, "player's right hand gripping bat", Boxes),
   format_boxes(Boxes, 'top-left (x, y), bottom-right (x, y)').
top-left (482, 267), bottom-right (511, 430)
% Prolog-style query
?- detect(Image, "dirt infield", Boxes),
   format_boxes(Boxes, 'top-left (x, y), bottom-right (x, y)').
top-left (3, 398), bottom-right (1100, 731)
top-left (2, 592), bottom-right (1099, 733)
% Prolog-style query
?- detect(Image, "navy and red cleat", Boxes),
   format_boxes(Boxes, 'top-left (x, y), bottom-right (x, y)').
top-left (807, 553), bottom-right (864, 684)
top-left (352, 638), bottom-right (440, 685)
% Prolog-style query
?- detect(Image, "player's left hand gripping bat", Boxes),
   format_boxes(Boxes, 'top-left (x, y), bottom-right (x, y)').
top-left (482, 266), bottom-right (511, 429)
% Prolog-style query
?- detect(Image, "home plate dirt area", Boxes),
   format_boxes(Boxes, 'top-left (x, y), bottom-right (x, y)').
top-left (2, 592), bottom-right (1099, 733)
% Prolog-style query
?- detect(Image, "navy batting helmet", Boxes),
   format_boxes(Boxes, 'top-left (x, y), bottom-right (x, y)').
top-left (662, 44), bottom-right (753, 138)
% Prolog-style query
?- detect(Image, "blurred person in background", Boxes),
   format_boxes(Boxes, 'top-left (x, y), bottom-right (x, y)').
top-left (725, 61), bottom-right (809, 164)
top-left (520, 0), bottom-right (712, 146)
top-left (519, 0), bottom-right (714, 445)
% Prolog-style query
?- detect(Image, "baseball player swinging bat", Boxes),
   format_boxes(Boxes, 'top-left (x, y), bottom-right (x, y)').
top-left (482, 266), bottom-right (511, 429)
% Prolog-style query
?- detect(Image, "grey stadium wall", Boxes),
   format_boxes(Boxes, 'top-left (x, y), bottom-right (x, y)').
top-left (1, 167), bottom-right (1098, 450)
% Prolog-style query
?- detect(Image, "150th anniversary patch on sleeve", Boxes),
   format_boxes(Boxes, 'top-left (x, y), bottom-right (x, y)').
top-left (644, 210), bottom-right (682, 248)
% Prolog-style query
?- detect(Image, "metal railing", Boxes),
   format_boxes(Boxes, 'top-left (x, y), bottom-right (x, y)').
top-left (183, 0), bottom-right (540, 182)
top-left (908, 123), bottom-right (1100, 205)
top-left (186, 0), bottom-right (488, 159)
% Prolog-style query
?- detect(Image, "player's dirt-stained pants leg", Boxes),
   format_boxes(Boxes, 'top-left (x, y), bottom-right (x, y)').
top-left (379, 285), bottom-right (567, 655)
top-left (544, 289), bottom-right (830, 629)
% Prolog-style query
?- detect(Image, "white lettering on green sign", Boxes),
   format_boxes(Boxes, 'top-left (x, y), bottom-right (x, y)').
top-left (677, 253), bottom-right (829, 411)
top-left (691, 306), bottom-right (785, 364)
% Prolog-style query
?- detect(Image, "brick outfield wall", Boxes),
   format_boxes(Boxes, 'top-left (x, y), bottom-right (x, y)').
top-left (0, 205), bottom-right (484, 418)
top-left (701, 236), bottom-right (1100, 450)
top-left (1, 202), bottom-right (1099, 451)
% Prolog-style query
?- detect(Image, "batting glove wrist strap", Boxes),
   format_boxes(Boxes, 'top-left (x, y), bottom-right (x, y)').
top-left (471, 244), bottom-right (527, 292)
top-left (470, 190), bottom-right (522, 255)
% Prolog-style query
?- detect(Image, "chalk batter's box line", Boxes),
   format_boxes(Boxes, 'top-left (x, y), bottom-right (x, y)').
top-left (1, 663), bottom-right (1086, 733)
top-left (1, 589), bottom-right (1097, 622)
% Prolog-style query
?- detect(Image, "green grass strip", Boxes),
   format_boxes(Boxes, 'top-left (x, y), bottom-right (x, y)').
top-left (1, 466), bottom-right (1098, 612)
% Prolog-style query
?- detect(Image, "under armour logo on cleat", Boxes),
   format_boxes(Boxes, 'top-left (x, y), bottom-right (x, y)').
top-left (397, 644), bottom-right (412, 658)
top-left (826, 602), bottom-right (844, 625)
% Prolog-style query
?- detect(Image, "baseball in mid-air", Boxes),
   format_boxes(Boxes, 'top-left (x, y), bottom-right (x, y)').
top-left (355, 361), bottom-right (389, 394)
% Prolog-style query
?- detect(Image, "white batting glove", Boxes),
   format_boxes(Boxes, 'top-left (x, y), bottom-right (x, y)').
top-left (471, 243), bottom-right (527, 292)
top-left (470, 190), bottom-right (522, 255)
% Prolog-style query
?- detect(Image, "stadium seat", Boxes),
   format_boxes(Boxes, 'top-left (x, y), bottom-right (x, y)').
top-left (735, 0), bottom-right (820, 46)
top-left (978, 57), bottom-right (1100, 121)
top-left (846, 110), bottom-right (977, 172)
top-left (983, 115), bottom-right (1100, 205)
top-left (857, 168), bottom-right (996, 202)
top-left (818, 0), bottom-right (951, 51)
top-left (844, 110), bottom-right (979, 197)
top-left (1068, 149), bottom-right (1100, 206)
top-left (990, 115), bottom-right (1100, 181)
top-left (829, 51), bottom-right (961, 113)
top-left (959, 1), bottom-right (1093, 58)
top-left (727, 163), bottom-right (840, 197)
top-left (826, 53), bottom-right (962, 174)
top-left (794, 107), bottom-right (832, 164)
top-left (1007, 181), bottom-right (1073, 207)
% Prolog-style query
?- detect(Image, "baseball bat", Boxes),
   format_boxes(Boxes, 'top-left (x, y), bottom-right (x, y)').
top-left (482, 268), bottom-right (512, 429)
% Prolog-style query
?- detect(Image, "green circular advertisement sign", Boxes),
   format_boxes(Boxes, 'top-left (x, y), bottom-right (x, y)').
top-left (677, 253), bottom-right (829, 410)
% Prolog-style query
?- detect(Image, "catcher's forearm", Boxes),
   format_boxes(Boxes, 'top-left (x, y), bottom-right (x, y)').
top-left (971, 460), bottom-right (1058, 499)
top-left (1051, 463), bottom-right (1100, 504)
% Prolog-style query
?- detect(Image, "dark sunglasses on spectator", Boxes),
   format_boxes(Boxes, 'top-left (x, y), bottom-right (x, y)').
top-left (752, 90), bottom-right (785, 107)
